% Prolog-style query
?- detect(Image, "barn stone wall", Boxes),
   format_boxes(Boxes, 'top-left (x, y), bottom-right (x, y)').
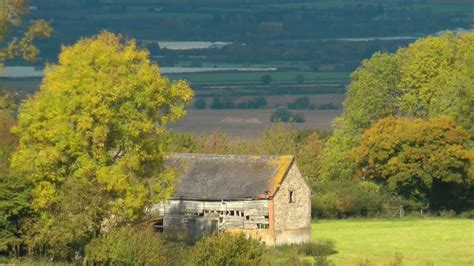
top-left (272, 163), bottom-right (312, 245)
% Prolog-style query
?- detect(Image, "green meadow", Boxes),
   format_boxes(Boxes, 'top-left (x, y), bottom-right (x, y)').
top-left (312, 219), bottom-right (474, 265)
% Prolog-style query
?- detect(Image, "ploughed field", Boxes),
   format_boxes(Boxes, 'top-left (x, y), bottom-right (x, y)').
top-left (171, 109), bottom-right (341, 138)
top-left (312, 219), bottom-right (474, 265)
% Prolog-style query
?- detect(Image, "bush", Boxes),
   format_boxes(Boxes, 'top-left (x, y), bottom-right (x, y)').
top-left (459, 210), bottom-right (474, 219)
top-left (269, 240), bottom-right (337, 266)
top-left (261, 74), bottom-right (272, 85)
top-left (85, 226), bottom-right (186, 265)
top-left (237, 96), bottom-right (267, 109)
top-left (190, 232), bottom-right (265, 266)
top-left (292, 112), bottom-right (306, 123)
top-left (312, 181), bottom-right (387, 218)
top-left (296, 240), bottom-right (337, 258)
top-left (210, 96), bottom-right (234, 109)
top-left (318, 103), bottom-right (339, 110)
top-left (271, 107), bottom-right (305, 123)
top-left (288, 96), bottom-right (311, 110)
top-left (194, 98), bottom-right (207, 109)
top-left (439, 209), bottom-right (456, 218)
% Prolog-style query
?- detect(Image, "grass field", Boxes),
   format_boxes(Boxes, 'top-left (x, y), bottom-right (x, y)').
top-left (168, 71), bottom-right (350, 86)
top-left (312, 219), bottom-right (474, 265)
top-left (0, 71), bottom-right (350, 91)
top-left (256, 0), bottom-right (474, 15)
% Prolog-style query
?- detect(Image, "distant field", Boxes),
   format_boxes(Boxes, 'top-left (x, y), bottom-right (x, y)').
top-left (168, 71), bottom-right (350, 86)
top-left (197, 94), bottom-right (345, 109)
top-left (171, 109), bottom-right (341, 138)
top-left (0, 71), bottom-right (350, 92)
top-left (257, 0), bottom-right (474, 15)
top-left (0, 78), bottom-right (41, 91)
top-left (313, 219), bottom-right (474, 265)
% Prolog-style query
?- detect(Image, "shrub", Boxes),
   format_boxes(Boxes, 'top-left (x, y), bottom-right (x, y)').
top-left (292, 112), bottom-right (306, 123)
top-left (237, 96), bottom-right (267, 109)
top-left (261, 74), bottom-right (272, 85)
top-left (297, 240), bottom-right (337, 258)
top-left (271, 107), bottom-right (305, 123)
top-left (194, 98), bottom-right (207, 109)
top-left (318, 103), bottom-right (339, 110)
top-left (288, 96), bottom-right (311, 109)
top-left (190, 232), bottom-right (265, 266)
top-left (439, 209), bottom-right (456, 218)
top-left (271, 107), bottom-right (291, 122)
top-left (210, 96), bottom-right (234, 109)
top-left (312, 181), bottom-right (387, 218)
top-left (210, 96), bottom-right (223, 109)
top-left (459, 210), bottom-right (474, 219)
top-left (85, 226), bottom-right (186, 265)
top-left (271, 240), bottom-right (337, 266)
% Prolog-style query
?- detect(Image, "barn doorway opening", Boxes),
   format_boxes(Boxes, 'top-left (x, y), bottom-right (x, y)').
top-left (154, 218), bottom-right (164, 233)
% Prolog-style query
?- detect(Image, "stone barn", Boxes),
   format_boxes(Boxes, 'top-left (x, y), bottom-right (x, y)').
top-left (150, 153), bottom-right (312, 245)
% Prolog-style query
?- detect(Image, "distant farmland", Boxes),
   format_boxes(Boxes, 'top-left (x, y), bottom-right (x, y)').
top-left (171, 109), bottom-right (341, 138)
top-left (168, 71), bottom-right (350, 86)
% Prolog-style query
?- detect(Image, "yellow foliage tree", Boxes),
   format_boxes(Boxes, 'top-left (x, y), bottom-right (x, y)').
top-left (10, 31), bottom-right (193, 258)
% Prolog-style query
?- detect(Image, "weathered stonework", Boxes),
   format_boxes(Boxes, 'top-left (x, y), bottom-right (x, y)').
top-left (273, 164), bottom-right (312, 244)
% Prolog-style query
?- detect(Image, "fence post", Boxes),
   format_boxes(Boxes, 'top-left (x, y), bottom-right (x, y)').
top-left (399, 205), bottom-right (405, 218)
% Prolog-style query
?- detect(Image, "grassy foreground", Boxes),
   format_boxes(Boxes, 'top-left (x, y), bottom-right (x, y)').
top-left (312, 219), bottom-right (474, 265)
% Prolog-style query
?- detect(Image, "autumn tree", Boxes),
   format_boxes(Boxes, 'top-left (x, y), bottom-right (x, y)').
top-left (0, 0), bottom-right (51, 255)
top-left (351, 117), bottom-right (473, 211)
top-left (10, 32), bottom-right (193, 259)
top-left (321, 33), bottom-right (474, 180)
top-left (0, 96), bottom-right (25, 255)
top-left (296, 133), bottom-right (324, 188)
top-left (0, 0), bottom-right (52, 63)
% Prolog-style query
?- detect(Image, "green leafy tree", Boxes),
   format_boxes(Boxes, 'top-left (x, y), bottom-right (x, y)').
top-left (351, 117), bottom-right (473, 211)
top-left (296, 133), bottom-right (325, 187)
top-left (10, 31), bottom-right (193, 259)
top-left (321, 33), bottom-right (474, 180)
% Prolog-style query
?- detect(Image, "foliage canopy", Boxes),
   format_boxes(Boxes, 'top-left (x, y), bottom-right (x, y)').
top-left (0, 0), bottom-right (52, 63)
top-left (10, 31), bottom-right (193, 258)
top-left (321, 33), bottom-right (474, 180)
top-left (351, 116), bottom-right (473, 210)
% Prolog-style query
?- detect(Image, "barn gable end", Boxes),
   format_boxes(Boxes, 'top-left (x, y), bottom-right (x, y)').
top-left (273, 163), bottom-right (312, 244)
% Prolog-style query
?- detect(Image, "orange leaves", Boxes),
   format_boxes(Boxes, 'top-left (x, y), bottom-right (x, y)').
top-left (351, 116), bottom-right (473, 206)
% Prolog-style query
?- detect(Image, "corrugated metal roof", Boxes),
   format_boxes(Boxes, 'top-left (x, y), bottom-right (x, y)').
top-left (166, 153), bottom-right (294, 200)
